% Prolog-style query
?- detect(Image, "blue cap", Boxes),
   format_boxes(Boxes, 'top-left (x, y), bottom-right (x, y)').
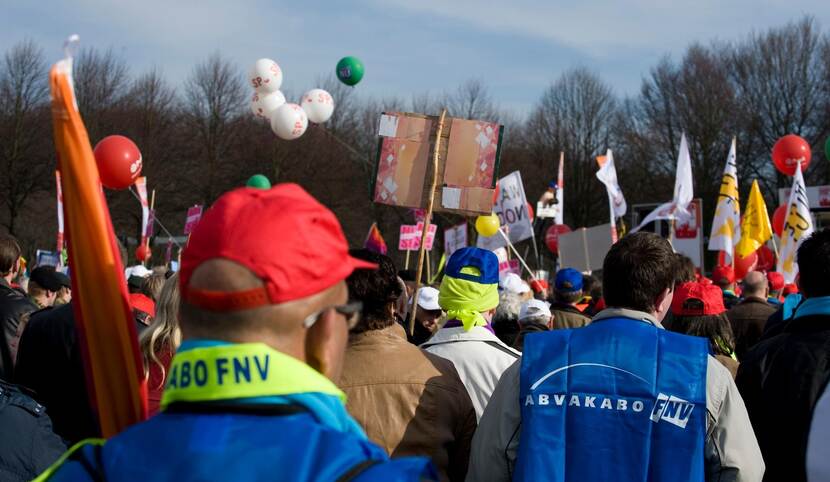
top-left (445, 247), bottom-right (499, 285)
top-left (555, 268), bottom-right (583, 293)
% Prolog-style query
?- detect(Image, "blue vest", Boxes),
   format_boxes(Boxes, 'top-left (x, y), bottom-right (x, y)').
top-left (49, 408), bottom-right (433, 481)
top-left (515, 317), bottom-right (708, 482)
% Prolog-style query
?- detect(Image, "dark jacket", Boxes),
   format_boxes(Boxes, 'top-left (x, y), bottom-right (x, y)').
top-left (736, 309), bottom-right (830, 482)
top-left (0, 279), bottom-right (36, 380)
top-left (0, 378), bottom-right (65, 481)
top-left (549, 302), bottom-right (590, 329)
top-left (512, 322), bottom-right (548, 352)
top-left (727, 296), bottom-right (776, 360)
top-left (14, 303), bottom-right (98, 444)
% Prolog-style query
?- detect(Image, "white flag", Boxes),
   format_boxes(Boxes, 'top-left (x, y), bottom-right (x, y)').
top-left (777, 162), bottom-right (814, 283)
top-left (632, 133), bottom-right (695, 232)
top-left (708, 139), bottom-right (741, 260)
top-left (596, 149), bottom-right (627, 219)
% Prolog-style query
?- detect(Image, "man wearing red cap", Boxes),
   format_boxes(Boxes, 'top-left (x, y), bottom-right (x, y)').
top-left (766, 272), bottom-right (785, 304)
top-left (41, 184), bottom-right (435, 481)
top-left (712, 265), bottom-right (740, 310)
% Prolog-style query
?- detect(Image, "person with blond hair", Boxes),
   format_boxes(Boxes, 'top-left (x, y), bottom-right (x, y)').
top-left (138, 273), bottom-right (181, 416)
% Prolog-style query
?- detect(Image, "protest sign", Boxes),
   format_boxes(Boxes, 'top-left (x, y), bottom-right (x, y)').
top-left (477, 171), bottom-right (533, 250)
top-left (399, 223), bottom-right (437, 251)
top-left (184, 205), bottom-right (203, 234)
top-left (444, 223), bottom-right (468, 257)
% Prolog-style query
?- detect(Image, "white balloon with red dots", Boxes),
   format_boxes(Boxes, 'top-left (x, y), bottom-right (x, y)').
top-left (300, 88), bottom-right (335, 124)
top-left (270, 103), bottom-right (308, 140)
top-left (250, 90), bottom-right (286, 120)
top-left (248, 58), bottom-right (283, 93)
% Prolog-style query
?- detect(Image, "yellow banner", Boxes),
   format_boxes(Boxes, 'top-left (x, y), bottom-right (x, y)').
top-left (735, 180), bottom-right (772, 257)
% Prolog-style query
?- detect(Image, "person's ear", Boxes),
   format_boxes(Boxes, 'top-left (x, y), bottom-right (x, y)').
top-left (653, 287), bottom-right (674, 322)
top-left (305, 307), bottom-right (347, 383)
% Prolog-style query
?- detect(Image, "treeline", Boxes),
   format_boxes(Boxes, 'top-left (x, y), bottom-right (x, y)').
top-left (1, 17), bottom-right (828, 267)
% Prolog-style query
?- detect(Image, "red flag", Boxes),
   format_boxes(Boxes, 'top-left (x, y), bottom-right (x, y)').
top-left (364, 222), bottom-right (388, 255)
top-left (49, 47), bottom-right (147, 437)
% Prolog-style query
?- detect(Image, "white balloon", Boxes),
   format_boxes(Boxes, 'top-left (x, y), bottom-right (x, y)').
top-left (300, 88), bottom-right (335, 124)
top-left (250, 91), bottom-right (286, 120)
top-left (270, 103), bottom-right (308, 140)
top-left (248, 58), bottom-right (283, 93)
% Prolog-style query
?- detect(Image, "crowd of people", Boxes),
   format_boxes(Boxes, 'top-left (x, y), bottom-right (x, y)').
top-left (0, 183), bottom-right (828, 481)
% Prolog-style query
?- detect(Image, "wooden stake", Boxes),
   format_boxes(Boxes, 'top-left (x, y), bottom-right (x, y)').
top-left (410, 108), bottom-right (448, 336)
top-left (426, 249), bottom-right (432, 285)
top-left (405, 249), bottom-right (411, 270)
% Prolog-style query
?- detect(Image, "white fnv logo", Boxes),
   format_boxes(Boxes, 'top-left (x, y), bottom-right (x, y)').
top-left (650, 393), bottom-right (695, 429)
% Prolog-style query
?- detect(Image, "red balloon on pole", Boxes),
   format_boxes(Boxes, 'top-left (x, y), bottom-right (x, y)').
top-left (756, 245), bottom-right (775, 272)
top-left (772, 204), bottom-right (787, 237)
top-left (135, 244), bottom-right (150, 262)
top-left (93, 135), bottom-right (143, 190)
top-left (734, 252), bottom-right (758, 280)
top-left (545, 224), bottom-right (571, 254)
top-left (772, 134), bottom-right (811, 176)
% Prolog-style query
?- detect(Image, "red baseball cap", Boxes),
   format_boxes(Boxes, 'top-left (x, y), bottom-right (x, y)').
top-left (711, 265), bottom-right (735, 285)
top-left (530, 279), bottom-right (549, 293)
top-left (671, 281), bottom-right (726, 316)
top-left (767, 272), bottom-right (785, 291)
top-left (180, 184), bottom-right (376, 311)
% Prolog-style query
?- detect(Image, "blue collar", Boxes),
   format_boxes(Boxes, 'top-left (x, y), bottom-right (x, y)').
top-left (176, 340), bottom-right (367, 439)
top-left (793, 296), bottom-right (830, 320)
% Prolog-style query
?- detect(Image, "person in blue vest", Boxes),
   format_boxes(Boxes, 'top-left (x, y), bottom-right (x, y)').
top-left (37, 184), bottom-right (436, 481)
top-left (467, 232), bottom-right (764, 482)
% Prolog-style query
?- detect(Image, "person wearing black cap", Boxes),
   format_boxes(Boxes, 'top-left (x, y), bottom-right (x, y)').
top-left (53, 272), bottom-right (71, 306)
top-left (27, 267), bottom-right (61, 310)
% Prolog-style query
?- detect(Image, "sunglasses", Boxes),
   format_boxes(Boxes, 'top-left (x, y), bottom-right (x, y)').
top-left (302, 301), bottom-right (363, 330)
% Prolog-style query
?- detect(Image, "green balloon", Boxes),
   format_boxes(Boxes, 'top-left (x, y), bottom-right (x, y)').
top-left (825, 136), bottom-right (830, 162)
top-left (246, 174), bottom-right (271, 189)
top-left (336, 56), bottom-right (364, 86)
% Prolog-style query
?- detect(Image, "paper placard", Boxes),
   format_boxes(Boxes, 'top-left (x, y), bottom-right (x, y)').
top-left (399, 223), bottom-right (437, 251)
top-left (442, 187), bottom-right (462, 209)
top-left (378, 114), bottom-right (399, 137)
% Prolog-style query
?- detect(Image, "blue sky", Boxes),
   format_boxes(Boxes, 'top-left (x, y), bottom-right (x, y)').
top-left (4, 1), bottom-right (829, 116)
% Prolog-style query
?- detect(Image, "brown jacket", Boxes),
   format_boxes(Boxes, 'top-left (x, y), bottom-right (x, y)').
top-left (549, 302), bottom-right (591, 329)
top-left (727, 296), bottom-right (776, 360)
top-left (340, 323), bottom-right (477, 482)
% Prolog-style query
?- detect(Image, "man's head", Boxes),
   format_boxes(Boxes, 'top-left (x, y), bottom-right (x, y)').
top-left (554, 268), bottom-right (583, 304)
top-left (741, 271), bottom-right (768, 299)
top-left (711, 265), bottom-right (736, 291)
top-left (675, 253), bottom-right (696, 284)
top-left (28, 266), bottom-right (62, 307)
top-left (178, 184), bottom-right (375, 382)
top-left (346, 249), bottom-right (402, 334)
top-left (669, 281), bottom-right (734, 356)
top-left (412, 286), bottom-right (442, 333)
top-left (796, 228), bottom-right (830, 298)
top-left (126, 265), bottom-right (152, 294)
top-left (438, 247), bottom-right (499, 331)
top-left (602, 232), bottom-right (676, 320)
top-left (0, 235), bottom-right (22, 282)
top-left (518, 299), bottom-right (553, 329)
top-left (54, 271), bottom-right (71, 305)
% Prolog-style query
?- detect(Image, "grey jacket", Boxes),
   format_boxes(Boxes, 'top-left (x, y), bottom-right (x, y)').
top-left (467, 308), bottom-right (765, 482)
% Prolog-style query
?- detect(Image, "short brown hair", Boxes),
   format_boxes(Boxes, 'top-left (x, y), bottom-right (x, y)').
top-left (0, 235), bottom-right (21, 276)
top-left (602, 232), bottom-right (676, 313)
top-left (347, 249), bottom-right (402, 333)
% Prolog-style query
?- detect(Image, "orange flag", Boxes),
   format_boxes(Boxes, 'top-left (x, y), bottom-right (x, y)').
top-left (49, 44), bottom-right (147, 437)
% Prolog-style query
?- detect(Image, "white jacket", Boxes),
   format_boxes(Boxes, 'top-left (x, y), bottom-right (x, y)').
top-left (422, 325), bottom-right (520, 420)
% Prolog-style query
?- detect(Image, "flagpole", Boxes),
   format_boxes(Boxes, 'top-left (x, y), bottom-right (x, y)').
top-left (410, 108), bottom-right (447, 336)
top-left (498, 229), bottom-right (538, 282)
top-left (405, 250), bottom-right (410, 270)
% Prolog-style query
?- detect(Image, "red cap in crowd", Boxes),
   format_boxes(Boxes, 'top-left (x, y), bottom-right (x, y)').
top-left (711, 265), bottom-right (735, 285)
top-left (671, 281), bottom-right (726, 316)
top-left (530, 279), bottom-right (549, 293)
top-left (180, 184), bottom-right (376, 311)
top-left (766, 272), bottom-right (785, 291)
top-left (783, 283), bottom-right (799, 296)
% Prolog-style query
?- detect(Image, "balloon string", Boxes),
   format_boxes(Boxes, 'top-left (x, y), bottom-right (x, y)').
top-left (127, 187), bottom-right (183, 248)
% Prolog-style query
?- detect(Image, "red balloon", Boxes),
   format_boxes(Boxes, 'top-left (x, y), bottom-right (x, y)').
top-left (93, 135), bottom-right (143, 189)
top-left (135, 244), bottom-right (150, 262)
top-left (772, 204), bottom-right (787, 237)
top-left (545, 224), bottom-right (571, 254)
top-left (772, 134), bottom-right (811, 176)
top-left (734, 252), bottom-right (758, 280)
top-left (756, 245), bottom-right (775, 272)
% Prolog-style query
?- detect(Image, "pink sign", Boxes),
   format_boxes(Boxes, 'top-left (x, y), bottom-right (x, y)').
top-left (184, 205), bottom-right (203, 235)
top-left (398, 223), bottom-right (437, 251)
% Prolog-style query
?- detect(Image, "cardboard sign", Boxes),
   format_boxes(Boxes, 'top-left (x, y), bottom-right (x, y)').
top-left (184, 205), bottom-right (203, 235)
top-left (399, 223), bottom-right (437, 251)
top-left (477, 171), bottom-right (533, 250)
top-left (558, 223), bottom-right (615, 272)
top-left (35, 249), bottom-right (61, 268)
top-left (444, 223), bottom-right (468, 257)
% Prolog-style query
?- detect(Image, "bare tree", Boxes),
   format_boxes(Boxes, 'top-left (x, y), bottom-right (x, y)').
top-left (73, 47), bottom-right (130, 141)
top-left (0, 40), bottom-right (51, 235)
top-left (444, 78), bottom-right (499, 121)
top-left (181, 53), bottom-right (245, 205)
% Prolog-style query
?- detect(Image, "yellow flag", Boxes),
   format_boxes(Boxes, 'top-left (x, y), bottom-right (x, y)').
top-left (735, 180), bottom-right (772, 257)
